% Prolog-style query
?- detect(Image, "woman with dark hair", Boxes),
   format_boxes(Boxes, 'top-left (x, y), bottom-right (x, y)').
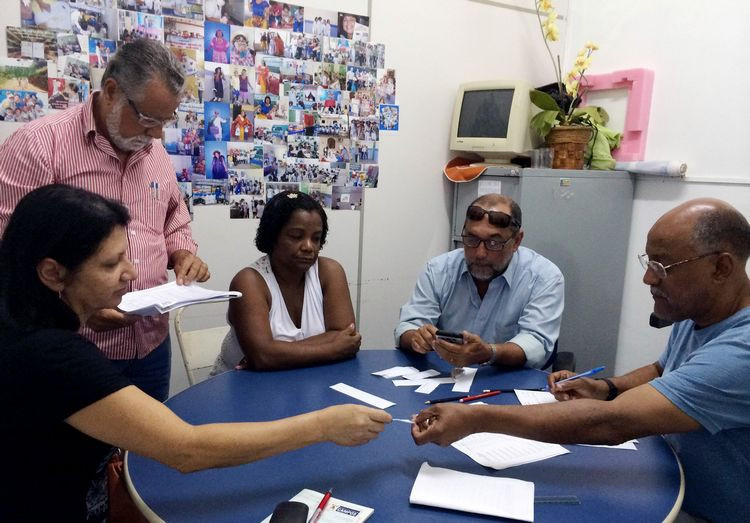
top-left (0, 185), bottom-right (390, 522)
top-left (212, 190), bottom-right (360, 373)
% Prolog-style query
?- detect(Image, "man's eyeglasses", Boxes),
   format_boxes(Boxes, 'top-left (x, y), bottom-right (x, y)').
top-left (462, 234), bottom-right (514, 252)
top-left (638, 252), bottom-right (721, 279)
top-left (126, 96), bottom-right (177, 128)
top-left (466, 205), bottom-right (520, 229)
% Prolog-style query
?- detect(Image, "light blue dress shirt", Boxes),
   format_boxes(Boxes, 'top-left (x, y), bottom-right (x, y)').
top-left (395, 247), bottom-right (564, 368)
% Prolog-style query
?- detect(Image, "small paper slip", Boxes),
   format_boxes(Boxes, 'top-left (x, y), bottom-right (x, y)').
top-left (451, 367), bottom-right (477, 393)
top-left (330, 383), bottom-right (394, 409)
top-left (259, 488), bottom-right (373, 523)
top-left (391, 378), bottom-right (454, 387)
top-left (515, 389), bottom-right (558, 405)
top-left (452, 432), bottom-right (569, 470)
top-left (402, 369), bottom-right (441, 380)
top-left (371, 366), bottom-right (420, 379)
top-left (410, 462), bottom-right (534, 522)
top-left (118, 282), bottom-right (241, 316)
top-left (579, 439), bottom-right (638, 450)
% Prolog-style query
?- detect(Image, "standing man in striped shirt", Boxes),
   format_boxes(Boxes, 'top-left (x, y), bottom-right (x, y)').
top-left (0, 39), bottom-right (210, 401)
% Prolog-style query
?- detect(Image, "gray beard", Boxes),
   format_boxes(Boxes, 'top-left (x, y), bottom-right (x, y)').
top-left (105, 100), bottom-right (152, 152)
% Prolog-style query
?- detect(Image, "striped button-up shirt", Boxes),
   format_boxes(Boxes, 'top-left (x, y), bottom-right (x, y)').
top-left (0, 92), bottom-right (197, 360)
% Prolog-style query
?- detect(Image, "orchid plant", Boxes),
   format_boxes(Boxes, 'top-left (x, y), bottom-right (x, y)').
top-left (529, 0), bottom-right (607, 138)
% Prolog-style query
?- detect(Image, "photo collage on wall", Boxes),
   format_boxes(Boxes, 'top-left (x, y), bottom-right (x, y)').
top-left (6, 0), bottom-right (400, 220)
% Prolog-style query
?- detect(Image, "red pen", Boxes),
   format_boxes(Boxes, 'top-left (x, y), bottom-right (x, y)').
top-left (458, 390), bottom-right (501, 403)
top-left (309, 488), bottom-right (333, 523)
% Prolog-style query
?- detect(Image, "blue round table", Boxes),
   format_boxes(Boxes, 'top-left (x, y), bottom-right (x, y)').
top-left (126, 350), bottom-right (683, 521)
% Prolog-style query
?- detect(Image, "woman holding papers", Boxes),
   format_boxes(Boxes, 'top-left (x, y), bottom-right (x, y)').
top-left (0, 185), bottom-right (391, 522)
top-left (212, 190), bottom-right (360, 373)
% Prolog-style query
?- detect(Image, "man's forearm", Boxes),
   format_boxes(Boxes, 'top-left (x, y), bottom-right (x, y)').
top-left (610, 363), bottom-right (661, 396)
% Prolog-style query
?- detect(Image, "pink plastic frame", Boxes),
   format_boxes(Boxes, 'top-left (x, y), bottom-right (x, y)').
top-left (581, 68), bottom-right (654, 161)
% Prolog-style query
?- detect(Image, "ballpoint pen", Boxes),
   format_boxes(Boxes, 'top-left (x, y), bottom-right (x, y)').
top-left (309, 488), bottom-right (333, 523)
top-left (545, 366), bottom-right (606, 390)
top-left (458, 390), bottom-right (501, 402)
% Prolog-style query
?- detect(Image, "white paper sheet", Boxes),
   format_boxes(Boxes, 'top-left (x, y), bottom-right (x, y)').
top-left (409, 462), bottom-right (534, 522)
top-left (118, 281), bottom-right (242, 315)
top-left (415, 382), bottom-right (441, 394)
top-left (402, 369), bottom-right (441, 380)
top-left (329, 383), bottom-right (395, 409)
top-left (452, 431), bottom-right (569, 470)
top-left (578, 440), bottom-right (638, 450)
top-left (392, 378), bottom-right (454, 387)
top-left (514, 389), bottom-right (558, 405)
top-left (451, 367), bottom-right (477, 393)
top-left (371, 366), bottom-right (420, 379)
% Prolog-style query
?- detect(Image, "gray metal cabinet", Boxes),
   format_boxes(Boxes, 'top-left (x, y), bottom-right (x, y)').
top-left (451, 168), bottom-right (634, 374)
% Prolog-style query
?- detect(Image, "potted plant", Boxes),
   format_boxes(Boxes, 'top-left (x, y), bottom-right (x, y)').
top-left (529, 0), bottom-right (619, 169)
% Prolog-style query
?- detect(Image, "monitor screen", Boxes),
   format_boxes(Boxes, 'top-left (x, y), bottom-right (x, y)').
top-left (457, 89), bottom-right (515, 138)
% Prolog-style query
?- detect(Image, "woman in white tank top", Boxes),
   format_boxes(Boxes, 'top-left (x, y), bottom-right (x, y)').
top-left (213, 191), bottom-right (361, 374)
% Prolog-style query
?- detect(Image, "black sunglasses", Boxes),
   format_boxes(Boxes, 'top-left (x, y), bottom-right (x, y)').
top-left (466, 205), bottom-right (520, 229)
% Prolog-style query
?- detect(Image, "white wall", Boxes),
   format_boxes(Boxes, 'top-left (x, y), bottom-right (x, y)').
top-left (565, 0), bottom-right (750, 374)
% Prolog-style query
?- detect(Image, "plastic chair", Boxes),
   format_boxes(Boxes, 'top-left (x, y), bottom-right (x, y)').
top-left (541, 340), bottom-right (576, 373)
top-left (173, 307), bottom-right (230, 385)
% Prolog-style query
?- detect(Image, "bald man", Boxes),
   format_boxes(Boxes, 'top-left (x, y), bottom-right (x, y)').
top-left (411, 198), bottom-right (750, 523)
top-left (395, 194), bottom-right (564, 369)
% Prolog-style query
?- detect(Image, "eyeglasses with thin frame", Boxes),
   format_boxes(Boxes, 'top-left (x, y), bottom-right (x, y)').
top-left (462, 234), bottom-right (514, 252)
top-left (125, 96), bottom-right (177, 128)
top-left (465, 205), bottom-right (520, 229)
top-left (637, 251), bottom-right (721, 279)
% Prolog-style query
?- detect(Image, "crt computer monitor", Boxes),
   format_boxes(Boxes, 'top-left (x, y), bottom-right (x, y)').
top-left (449, 80), bottom-right (537, 164)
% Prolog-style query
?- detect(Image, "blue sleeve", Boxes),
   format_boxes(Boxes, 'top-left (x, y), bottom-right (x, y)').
top-left (394, 260), bottom-right (443, 345)
top-left (512, 271), bottom-right (564, 368)
top-left (651, 337), bottom-right (750, 434)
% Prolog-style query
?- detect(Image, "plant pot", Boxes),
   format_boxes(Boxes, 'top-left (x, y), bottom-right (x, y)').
top-left (545, 125), bottom-right (594, 170)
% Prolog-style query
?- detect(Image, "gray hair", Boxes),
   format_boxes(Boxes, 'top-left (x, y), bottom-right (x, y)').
top-left (101, 39), bottom-right (184, 101)
top-left (693, 206), bottom-right (750, 260)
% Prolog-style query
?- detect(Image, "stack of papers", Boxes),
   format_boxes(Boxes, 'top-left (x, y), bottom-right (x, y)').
top-left (410, 462), bottom-right (534, 522)
top-left (452, 431), bottom-right (569, 470)
top-left (260, 489), bottom-right (374, 523)
top-left (118, 282), bottom-right (242, 316)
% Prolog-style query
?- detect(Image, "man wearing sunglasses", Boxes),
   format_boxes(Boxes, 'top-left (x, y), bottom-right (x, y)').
top-left (411, 198), bottom-right (750, 523)
top-left (0, 39), bottom-right (210, 402)
top-left (395, 194), bottom-right (564, 369)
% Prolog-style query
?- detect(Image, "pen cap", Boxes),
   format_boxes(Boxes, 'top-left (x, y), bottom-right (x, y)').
top-left (269, 501), bottom-right (308, 523)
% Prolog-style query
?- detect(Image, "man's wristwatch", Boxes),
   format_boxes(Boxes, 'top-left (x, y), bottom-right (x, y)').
top-left (596, 377), bottom-right (619, 401)
top-left (480, 344), bottom-right (497, 366)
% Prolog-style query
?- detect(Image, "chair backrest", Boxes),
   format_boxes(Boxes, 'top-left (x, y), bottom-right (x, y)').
top-left (174, 307), bottom-right (230, 385)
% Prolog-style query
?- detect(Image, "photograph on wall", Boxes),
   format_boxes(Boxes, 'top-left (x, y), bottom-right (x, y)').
top-left (6, 27), bottom-right (58, 60)
top-left (349, 116), bottom-right (379, 141)
top-left (227, 141), bottom-right (257, 168)
top-left (0, 89), bottom-right (48, 122)
top-left (161, 0), bottom-right (204, 20)
top-left (229, 194), bottom-right (252, 219)
top-left (317, 88), bottom-right (348, 115)
top-left (286, 33), bottom-right (320, 61)
top-left (177, 180), bottom-right (193, 219)
top-left (379, 103), bottom-right (399, 131)
top-left (347, 65), bottom-right (376, 91)
top-left (56, 33), bottom-right (83, 55)
top-left (287, 134), bottom-right (318, 160)
top-left (375, 68), bottom-right (396, 105)
top-left (204, 0), bottom-right (242, 25)
top-left (349, 88), bottom-right (375, 117)
top-left (300, 181), bottom-right (332, 208)
top-left (323, 37), bottom-right (349, 65)
top-left (267, 1), bottom-right (296, 30)
top-left (0, 57), bottom-right (48, 93)
top-left (266, 181), bottom-right (299, 200)
top-left (192, 179), bottom-right (229, 205)
top-left (204, 20), bottom-right (231, 64)
top-left (304, 7), bottom-right (336, 37)
top-left (254, 55), bottom-right (281, 96)
top-left (205, 100), bottom-right (231, 141)
top-left (48, 76), bottom-right (89, 109)
top-left (171, 153), bottom-right (195, 182)
top-left (331, 185), bottom-right (363, 210)
top-left (353, 140), bottom-right (377, 164)
top-left (253, 117), bottom-right (287, 144)
top-left (254, 29), bottom-right (289, 58)
top-left (230, 25), bottom-right (255, 65)
top-left (88, 38), bottom-right (116, 68)
top-left (60, 54), bottom-right (90, 81)
top-left (317, 135), bottom-right (349, 163)
top-left (164, 16), bottom-right (204, 50)
top-left (364, 164), bottom-right (379, 188)
top-left (205, 141), bottom-right (229, 179)
top-left (245, 0), bottom-right (270, 28)
top-left (367, 43), bottom-right (385, 69)
top-left (254, 93), bottom-right (279, 120)
top-left (230, 102), bottom-right (255, 141)
top-left (263, 143), bottom-right (287, 179)
top-left (205, 62), bottom-right (230, 102)
top-left (21, 0), bottom-right (71, 32)
top-left (316, 62), bottom-right (345, 89)
top-left (316, 114), bottom-right (348, 137)
top-left (163, 127), bottom-right (203, 156)
top-left (337, 12), bottom-right (368, 42)
top-left (70, 5), bottom-right (110, 37)
top-left (229, 167), bottom-right (264, 196)
top-left (230, 65), bottom-right (254, 105)
top-left (118, 10), bottom-right (164, 42)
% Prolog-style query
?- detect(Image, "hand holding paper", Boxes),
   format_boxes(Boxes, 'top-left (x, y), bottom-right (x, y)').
top-left (411, 402), bottom-right (478, 447)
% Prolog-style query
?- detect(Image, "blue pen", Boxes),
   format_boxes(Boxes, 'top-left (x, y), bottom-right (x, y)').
top-left (545, 366), bottom-right (605, 391)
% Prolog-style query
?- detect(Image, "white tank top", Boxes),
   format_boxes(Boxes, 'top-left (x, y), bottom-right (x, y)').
top-left (212, 255), bottom-right (326, 374)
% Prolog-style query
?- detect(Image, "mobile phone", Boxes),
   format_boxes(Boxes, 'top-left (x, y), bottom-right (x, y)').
top-left (269, 501), bottom-right (309, 523)
top-left (435, 330), bottom-right (464, 344)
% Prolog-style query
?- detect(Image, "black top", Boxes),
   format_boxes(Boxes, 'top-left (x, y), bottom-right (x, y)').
top-left (0, 327), bottom-right (130, 521)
